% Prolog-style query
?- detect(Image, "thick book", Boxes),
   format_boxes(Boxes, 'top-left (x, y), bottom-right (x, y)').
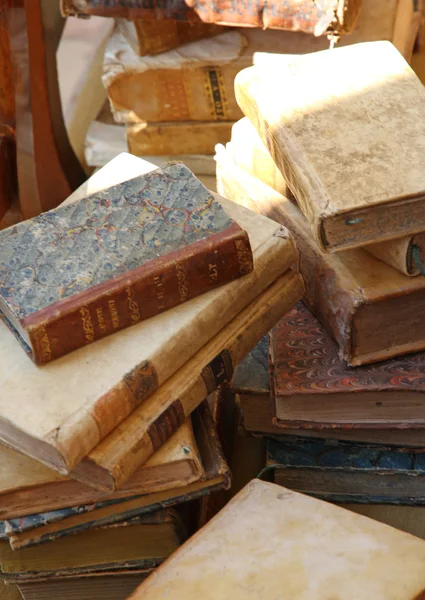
top-left (0, 511), bottom-right (184, 581)
top-left (61, 0), bottom-right (361, 36)
top-left (0, 163), bottom-right (253, 365)
top-left (266, 436), bottom-right (425, 504)
top-left (233, 337), bottom-right (425, 447)
top-left (216, 145), bottom-right (425, 366)
top-left (71, 268), bottom-right (303, 491)
top-left (127, 121), bottom-right (235, 157)
top-left (235, 41), bottom-right (425, 252)
top-left (0, 153), bottom-right (296, 475)
top-left (0, 419), bottom-right (203, 520)
top-left (117, 18), bottom-right (224, 56)
top-left (128, 479), bottom-right (425, 600)
top-left (230, 116), bottom-right (425, 276)
top-left (5, 401), bottom-right (231, 550)
top-left (271, 302), bottom-right (425, 430)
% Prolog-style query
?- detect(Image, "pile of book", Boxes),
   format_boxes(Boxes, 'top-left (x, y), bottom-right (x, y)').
top-left (213, 39), bottom-right (425, 537)
top-left (0, 151), bottom-right (304, 597)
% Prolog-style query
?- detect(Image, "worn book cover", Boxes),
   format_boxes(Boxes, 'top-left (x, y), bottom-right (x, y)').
top-left (216, 144), bottom-right (425, 366)
top-left (0, 154), bottom-right (296, 476)
top-left (235, 41), bottom-right (425, 252)
top-left (230, 116), bottom-right (425, 276)
top-left (271, 302), bottom-right (425, 429)
top-left (4, 401), bottom-right (231, 550)
top-left (266, 436), bottom-right (425, 504)
top-left (128, 479), bottom-right (425, 599)
top-left (0, 163), bottom-right (253, 365)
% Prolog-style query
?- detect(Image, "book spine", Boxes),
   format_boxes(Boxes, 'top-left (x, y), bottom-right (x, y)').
top-left (84, 269), bottom-right (303, 490)
top-left (25, 225), bottom-right (253, 365)
top-left (60, 0), bottom-right (193, 20)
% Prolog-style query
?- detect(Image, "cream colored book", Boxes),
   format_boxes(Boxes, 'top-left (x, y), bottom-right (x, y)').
top-left (0, 419), bottom-right (202, 520)
top-left (129, 479), bottom-right (425, 600)
top-left (230, 116), bottom-right (425, 276)
top-left (235, 41), bottom-right (425, 252)
top-left (0, 153), bottom-right (297, 476)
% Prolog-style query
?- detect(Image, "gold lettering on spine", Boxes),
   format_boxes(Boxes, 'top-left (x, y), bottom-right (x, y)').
top-left (33, 325), bottom-right (52, 363)
top-left (175, 263), bottom-right (189, 302)
top-left (96, 307), bottom-right (107, 333)
top-left (108, 300), bottom-right (120, 329)
top-left (153, 275), bottom-right (166, 309)
top-left (208, 263), bottom-right (218, 282)
top-left (234, 239), bottom-right (253, 274)
top-left (126, 286), bottom-right (141, 324)
top-left (80, 307), bottom-right (94, 343)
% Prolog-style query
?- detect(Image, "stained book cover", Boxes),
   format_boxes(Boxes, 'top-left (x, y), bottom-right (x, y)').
top-left (235, 41), bottom-right (425, 252)
top-left (266, 436), bottom-right (425, 504)
top-left (0, 163), bottom-right (252, 365)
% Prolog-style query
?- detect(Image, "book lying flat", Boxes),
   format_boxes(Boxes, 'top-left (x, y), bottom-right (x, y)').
top-left (235, 41), bottom-right (425, 252)
top-left (0, 419), bottom-right (203, 520)
top-left (128, 479), bottom-right (425, 599)
top-left (0, 511), bottom-right (184, 582)
top-left (233, 337), bottom-right (425, 447)
top-left (216, 144), bottom-right (425, 366)
top-left (5, 401), bottom-right (231, 550)
top-left (0, 154), bottom-right (296, 475)
top-left (271, 302), bottom-right (425, 429)
top-left (266, 436), bottom-right (425, 504)
top-left (71, 268), bottom-right (303, 491)
top-left (230, 116), bottom-right (425, 276)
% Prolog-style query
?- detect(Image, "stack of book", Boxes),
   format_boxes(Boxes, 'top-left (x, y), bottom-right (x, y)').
top-left (216, 40), bottom-right (425, 536)
top-left (0, 151), bottom-right (303, 598)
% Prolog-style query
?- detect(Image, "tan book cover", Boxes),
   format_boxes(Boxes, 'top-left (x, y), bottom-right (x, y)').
top-left (129, 479), bottom-right (425, 600)
top-left (0, 153), bottom-right (296, 476)
top-left (230, 116), bottom-right (425, 276)
top-left (216, 144), bottom-right (425, 366)
top-left (0, 419), bottom-right (203, 520)
top-left (127, 121), bottom-right (234, 157)
top-left (235, 41), bottom-right (425, 252)
top-left (71, 268), bottom-right (303, 491)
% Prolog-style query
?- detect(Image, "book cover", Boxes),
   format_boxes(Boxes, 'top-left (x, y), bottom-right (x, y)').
top-left (0, 163), bottom-right (253, 365)
top-left (266, 436), bottom-right (425, 504)
top-left (128, 479), bottom-right (425, 599)
top-left (271, 302), bottom-right (425, 429)
top-left (71, 268), bottom-right (303, 491)
top-left (5, 401), bottom-right (231, 550)
top-left (230, 116), bottom-right (425, 276)
top-left (235, 41), bottom-right (425, 252)
top-left (0, 153), bottom-right (296, 476)
top-left (215, 144), bottom-right (425, 366)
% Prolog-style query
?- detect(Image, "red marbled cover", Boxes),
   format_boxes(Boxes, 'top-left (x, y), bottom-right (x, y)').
top-left (271, 302), bottom-right (425, 397)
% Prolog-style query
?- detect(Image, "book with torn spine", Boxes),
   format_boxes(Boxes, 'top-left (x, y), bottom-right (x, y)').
top-left (230, 116), bottom-right (425, 276)
top-left (71, 267), bottom-right (303, 491)
top-left (0, 163), bottom-right (253, 365)
top-left (128, 479), bottom-right (425, 600)
top-left (0, 153), bottom-right (296, 476)
top-left (235, 41), bottom-right (425, 252)
top-left (5, 401), bottom-right (231, 550)
top-left (216, 144), bottom-right (425, 366)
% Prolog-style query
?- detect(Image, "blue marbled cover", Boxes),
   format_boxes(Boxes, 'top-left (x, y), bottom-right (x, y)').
top-left (0, 163), bottom-right (233, 319)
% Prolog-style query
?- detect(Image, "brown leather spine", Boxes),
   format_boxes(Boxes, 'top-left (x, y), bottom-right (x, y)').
top-left (23, 223), bottom-right (253, 365)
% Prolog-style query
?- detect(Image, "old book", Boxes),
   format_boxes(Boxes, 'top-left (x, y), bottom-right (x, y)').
top-left (0, 511), bottom-right (184, 581)
top-left (230, 116), bottom-right (425, 276)
top-left (0, 153), bottom-right (295, 476)
top-left (71, 268), bottom-right (303, 491)
top-left (117, 18), bottom-right (224, 56)
top-left (216, 144), bottom-right (425, 366)
top-left (271, 302), bottom-right (425, 429)
top-left (266, 436), bottom-right (425, 504)
top-left (127, 121), bottom-right (234, 157)
top-left (6, 401), bottom-right (231, 550)
top-left (0, 419), bottom-right (203, 520)
top-left (61, 0), bottom-right (361, 36)
top-left (0, 163), bottom-right (253, 365)
top-left (233, 337), bottom-right (425, 447)
top-left (128, 479), bottom-right (425, 599)
top-left (235, 41), bottom-right (425, 252)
